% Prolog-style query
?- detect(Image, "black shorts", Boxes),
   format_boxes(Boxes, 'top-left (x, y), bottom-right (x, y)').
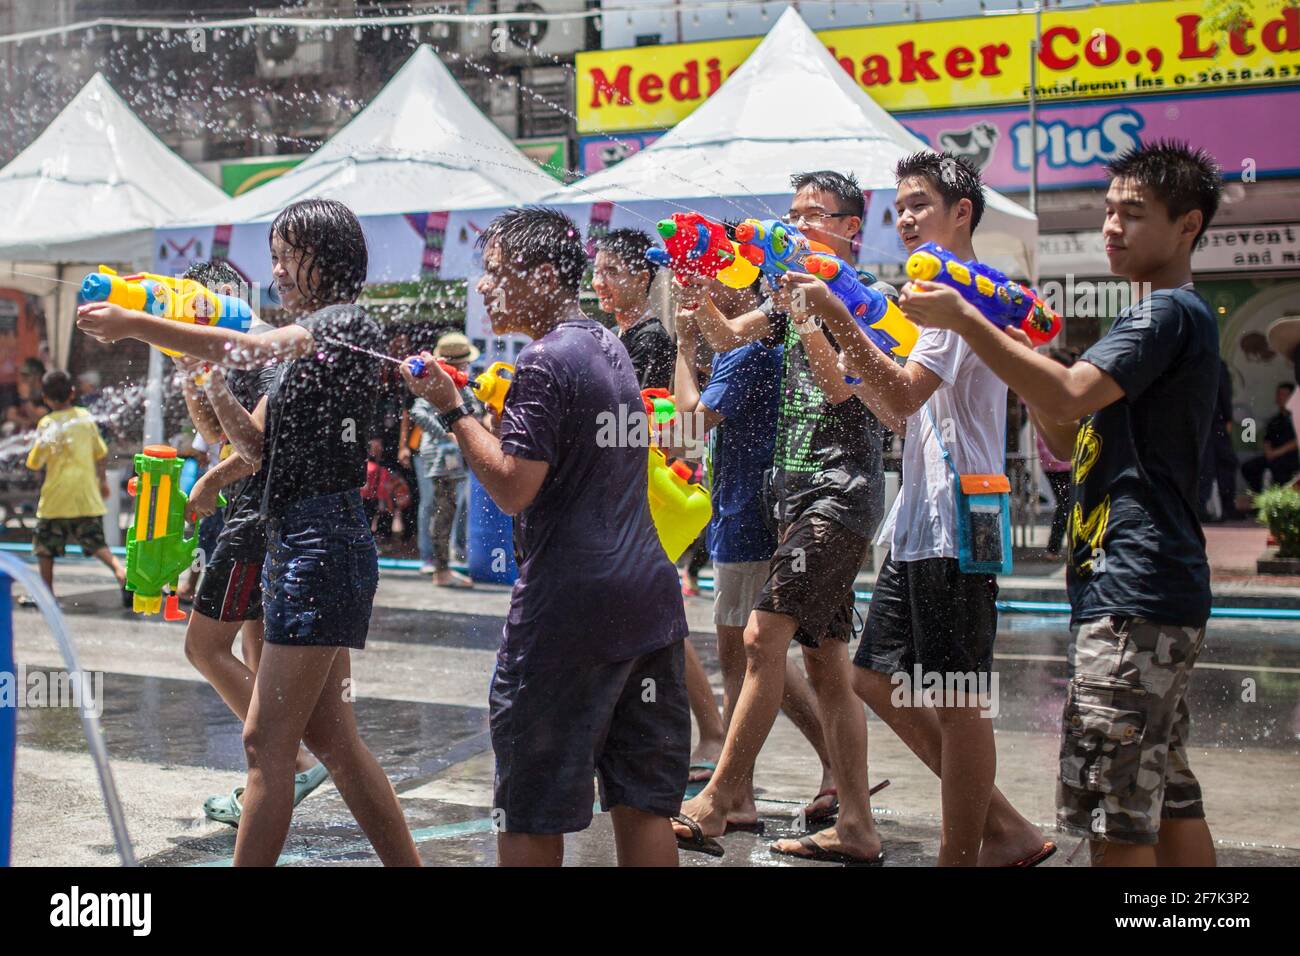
top-left (489, 640), bottom-right (690, 835)
top-left (856, 553), bottom-right (999, 677)
top-left (193, 529), bottom-right (266, 623)
top-left (753, 513), bottom-right (869, 648)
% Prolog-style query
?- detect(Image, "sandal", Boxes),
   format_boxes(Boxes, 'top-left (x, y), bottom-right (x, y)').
top-left (293, 763), bottom-right (330, 806)
top-left (684, 761), bottom-right (716, 799)
top-left (770, 834), bottom-right (885, 867)
top-left (203, 787), bottom-right (244, 828)
top-left (672, 813), bottom-right (724, 858)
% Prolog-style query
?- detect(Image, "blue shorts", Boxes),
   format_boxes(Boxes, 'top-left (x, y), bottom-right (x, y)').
top-left (489, 640), bottom-right (690, 835)
top-left (262, 491), bottom-right (379, 649)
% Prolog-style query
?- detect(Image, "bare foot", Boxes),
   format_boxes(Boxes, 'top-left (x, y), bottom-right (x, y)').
top-left (672, 790), bottom-right (758, 838)
top-left (688, 739), bottom-right (723, 782)
top-left (771, 822), bottom-right (882, 862)
top-left (434, 569), bottom-right (474, 589)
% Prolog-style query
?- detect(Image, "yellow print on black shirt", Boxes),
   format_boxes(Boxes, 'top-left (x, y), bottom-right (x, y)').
top-left (1069, 418), bottom-right (1110, 575)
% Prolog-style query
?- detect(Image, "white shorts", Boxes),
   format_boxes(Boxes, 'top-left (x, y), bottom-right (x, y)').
top-left (712, 560), bottom-right (771, 628)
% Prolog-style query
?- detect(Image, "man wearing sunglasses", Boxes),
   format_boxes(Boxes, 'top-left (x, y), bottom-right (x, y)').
top-left (674, 170), bottom-right (889, 864)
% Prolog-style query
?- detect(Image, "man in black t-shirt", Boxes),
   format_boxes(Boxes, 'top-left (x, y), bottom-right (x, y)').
top-left (593, 228), bottom-right (675, 389)
top-left (676, 171), bottom-right (885, 864)
top-left (910, 141), bottom-right (1224, 867)
top-left (1241, 382), bottom-right (1298, 492)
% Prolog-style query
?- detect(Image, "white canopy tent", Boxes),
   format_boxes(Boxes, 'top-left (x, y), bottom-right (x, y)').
top-left (538, 8), bottom-right (1039, 278)
top-left (156, 44), bottom-right (559, 289)
top-left (0, 72), bottom-right (229, 369)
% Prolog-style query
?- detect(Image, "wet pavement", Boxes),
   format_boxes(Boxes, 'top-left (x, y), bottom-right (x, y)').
top-left (8, 559), bottom-right (1300, 866)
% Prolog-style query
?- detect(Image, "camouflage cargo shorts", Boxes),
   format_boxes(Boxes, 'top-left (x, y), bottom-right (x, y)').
top-left (1057, 616), bottom-right (1206, 845)
top-left (33, 516), bottom-right (108, 559)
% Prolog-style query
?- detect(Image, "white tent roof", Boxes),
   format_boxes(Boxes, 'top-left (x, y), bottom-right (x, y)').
top-left (170, 44), bottom-right (557, 227)
top-left (543, 8), bottom-right (1037, 274)
top-left (0, 72), bottom-right (227, 264)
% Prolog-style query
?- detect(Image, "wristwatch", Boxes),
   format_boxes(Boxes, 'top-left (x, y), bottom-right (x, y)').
top-left (438, 403), bottom-right (474, 430)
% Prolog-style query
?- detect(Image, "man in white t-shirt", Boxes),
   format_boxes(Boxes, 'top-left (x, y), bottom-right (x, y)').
top-left (780, 151), bottom-right (1053, 867)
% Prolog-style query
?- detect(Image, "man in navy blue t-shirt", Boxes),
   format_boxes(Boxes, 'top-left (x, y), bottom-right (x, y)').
top-left (402, 208), bottom-right (688, 867)
top-left (908, 141), bottom-right (1224, 867)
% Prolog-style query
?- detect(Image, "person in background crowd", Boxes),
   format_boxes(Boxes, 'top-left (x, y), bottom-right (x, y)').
top-left (1241, 382), bottom-right (1298, 493)
top-left (75, 369), bottom-right (103, 410)
top-left (408, 332), bottom-right (477, 589)
top-left (23, 369), bottom-right (127, 606)
top-left (593, 228), bottom-right (675, 389)
top-left (1198, 358), bottom-right (1241, 521)
top-left (6, 357), bottom-right (50, 434)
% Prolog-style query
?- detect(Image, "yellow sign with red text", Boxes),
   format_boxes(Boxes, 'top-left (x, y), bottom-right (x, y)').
top-left (577, 0), bottom-right (1300, 133)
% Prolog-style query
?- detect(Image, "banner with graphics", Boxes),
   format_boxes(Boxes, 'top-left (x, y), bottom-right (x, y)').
top-left (577, 0), bottom-right (1300, 133)
top-left (899, 87), bottom-right (1300, 192)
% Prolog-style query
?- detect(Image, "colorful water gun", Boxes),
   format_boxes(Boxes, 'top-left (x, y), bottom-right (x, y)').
top-left (641, 387), bottom-right (677, 425)
top-left (803, 254), bottom-right (918, 359)
top-left (905, 243), bottom-right (1062, 346)
top-left (407, 357), bottom-right (515, 415)
top-left (646, 213), bottom-right (759, 290)
top-left (79, 266), bottom-right (254, 357)
top-left (734, 218), bottom-right (834, 278)
top-left (647, 447), bottom-right (711, 562)
top-left (124, 444), bottom-right (224, 619)
top-left (637, 389), bottom-right (711, 559)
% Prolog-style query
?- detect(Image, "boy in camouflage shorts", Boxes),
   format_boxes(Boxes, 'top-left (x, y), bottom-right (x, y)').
top-left (906, 141), bottom-right (1223, 865)
top-left (25, 369), bottom-right (127, 603)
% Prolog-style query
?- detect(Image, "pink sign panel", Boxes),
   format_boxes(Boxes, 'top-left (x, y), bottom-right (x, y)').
top-left (897, 88), bottom-right (1299, 192)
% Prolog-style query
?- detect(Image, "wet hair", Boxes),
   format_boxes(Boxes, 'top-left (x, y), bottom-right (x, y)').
top-left (790, 170), bottom-right (865, 221)
top-left (895, 150), bottom-right (986, 234)
top-left (182, 259), bottom-right (242, 290)
top-left (595, 228), bottom-right (658, 287)
top-left (478, 206), bottom-right (586, 295)
top-left (41, 369), bottom-right (73, 404)
top-left (1105, 140), bottom-right (1223, 244)
top-left (269, 199), bottom-right (368, 305)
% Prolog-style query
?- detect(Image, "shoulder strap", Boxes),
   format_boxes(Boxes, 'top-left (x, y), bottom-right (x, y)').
top-left (924, 402), bottom-right (961, 484)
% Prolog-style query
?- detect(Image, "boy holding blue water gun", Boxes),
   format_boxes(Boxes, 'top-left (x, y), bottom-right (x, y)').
top-left (676, 170), bottom-right (886, 864)
top-left (787, 151), bottom-right (1053, 867)
top-left (904, 141), bottom-right (1223, 868)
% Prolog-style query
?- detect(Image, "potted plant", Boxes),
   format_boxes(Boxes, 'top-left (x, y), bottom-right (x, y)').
top-left (1254, 484), bottom-right (1300, 572)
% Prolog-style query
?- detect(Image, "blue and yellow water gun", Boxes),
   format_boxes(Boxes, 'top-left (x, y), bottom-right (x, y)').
top-left (905, 243), bottom-right (1061, 346)
top-left (734, 218), bottom-right (834, 277)
top-left (79, 266), bottom-right (254, 357)
top-left (804, 254), bottom-right (918, 359)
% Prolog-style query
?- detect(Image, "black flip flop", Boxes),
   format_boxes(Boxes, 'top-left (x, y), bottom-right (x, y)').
top-left (724, 818), bottom-right (766, 835)
top-left (769, 835), bottom-right (885, 867)
top-left (673, 813), bottom-right (724, 857)
top-left (803, 778), bottom-right (891, 828)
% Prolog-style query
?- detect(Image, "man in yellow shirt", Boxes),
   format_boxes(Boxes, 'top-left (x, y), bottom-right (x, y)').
top-left (24, 369), bottom-right (126, 603)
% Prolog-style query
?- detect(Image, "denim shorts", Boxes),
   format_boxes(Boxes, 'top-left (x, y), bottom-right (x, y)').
top-left (262, 491), bottom-right (379, 649)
